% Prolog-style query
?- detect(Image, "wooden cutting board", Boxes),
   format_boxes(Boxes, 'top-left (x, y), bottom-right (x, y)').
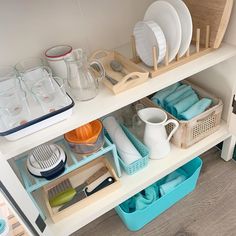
top-left (184, 0), bottom-right (234, 48)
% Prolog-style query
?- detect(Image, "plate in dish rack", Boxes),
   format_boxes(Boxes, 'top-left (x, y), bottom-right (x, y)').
top-left (144, 1), bottom-right (182, 62)
top-left (133, 20), bottom-right (167, 67)
top-left (163, 0), bottom-right (192, 57)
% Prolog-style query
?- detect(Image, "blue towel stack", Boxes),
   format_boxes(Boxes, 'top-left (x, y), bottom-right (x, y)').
top-left (151, 82), bottom-right (181, 107)
top-left (178, 98), bottom-right (212, 120)
top-left (151, 82), bottom-right (213, 120)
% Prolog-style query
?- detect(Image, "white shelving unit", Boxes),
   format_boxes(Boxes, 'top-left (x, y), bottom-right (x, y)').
top-left (0, 42), bottom-right (235, 236)
top-left (1, 43), bottom-right (236, 160)
top-left (1, 1), bottom-right (236, 234)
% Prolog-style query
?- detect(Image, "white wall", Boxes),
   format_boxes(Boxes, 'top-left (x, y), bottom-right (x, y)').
top-left (0, 0), bottom-right (154, 65)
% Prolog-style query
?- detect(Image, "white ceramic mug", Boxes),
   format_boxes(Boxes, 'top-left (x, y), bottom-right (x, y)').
top-left (45, 45), bottom-right (73, 79)
top-left (138, 107), bottom-right (179, 159)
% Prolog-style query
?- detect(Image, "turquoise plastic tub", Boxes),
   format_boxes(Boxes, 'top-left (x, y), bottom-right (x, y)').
top-left (115, 157), bottom-right (203, 231)
top-left (105, 124), bottom-right (150, 175)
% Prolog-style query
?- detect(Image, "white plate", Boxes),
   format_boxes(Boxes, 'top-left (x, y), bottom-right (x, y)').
top-left (133, 20), bottom-right (166, 67)
top-left (163, 0), bottom-right (192, 57)
top-left (144, 1), bottom-right (182, 62)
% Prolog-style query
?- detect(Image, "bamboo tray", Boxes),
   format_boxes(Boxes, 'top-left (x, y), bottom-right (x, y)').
top-left (90, 50), bottom-right (149, 94)
top-left (43, 157), bottom-right (120, 223)
top-left (131, 0), bottom-right (233, 78)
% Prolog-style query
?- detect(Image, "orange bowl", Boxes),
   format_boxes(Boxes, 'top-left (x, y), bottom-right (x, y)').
top-left (64, 120), bottom-right (104, 155)
top-left (64, 120), bottom-right (103, 144)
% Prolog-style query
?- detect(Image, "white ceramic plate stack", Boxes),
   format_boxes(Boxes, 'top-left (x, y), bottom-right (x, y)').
top-left (133, 0), bottom-right (192, 66)
top-left (133, 21), bottom-right (166, 66)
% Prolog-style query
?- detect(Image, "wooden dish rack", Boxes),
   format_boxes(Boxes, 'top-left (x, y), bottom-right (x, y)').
top-left (131, 0), bottom-right (233, 78)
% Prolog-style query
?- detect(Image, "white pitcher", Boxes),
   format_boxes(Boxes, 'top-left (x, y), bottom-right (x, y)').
top-left (138, 107), bottom-right (179, 159)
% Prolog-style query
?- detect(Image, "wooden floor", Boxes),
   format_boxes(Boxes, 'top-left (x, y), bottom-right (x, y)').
top-left (72, 148), bottom-right (236, 236)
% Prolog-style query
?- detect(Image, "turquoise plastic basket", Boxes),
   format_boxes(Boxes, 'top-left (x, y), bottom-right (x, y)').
top-left (105, 124), bottom-right (150, 175)
top-left (115, 157), bottom-right (203, 231)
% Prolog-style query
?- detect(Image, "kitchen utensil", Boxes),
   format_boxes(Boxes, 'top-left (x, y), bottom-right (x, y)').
top-left (110, 60), bottom-right (137, 83)
top-left (45, 45), bottom-right (73, 79)
top-left (104, 74), bottom-right (118, 85)
top-left (64, 48), bottom-right (105, 101)
top-left (49, 167), bottom-right (107, 207)
top-left (133, 20), bottom-right (166, 66)
top-left (48, 179), bottom-right (74, 207)
top-left (103, 116), bottom-right (142, 165)
top-left (27, 144), bottom-right (67, 180)
top-left (163, 0), bottom-right (192, 57)
top-left (85, 177), bottom-right (115, 196)
top-left (110, 60), bottom-right (128, 76)
top-left (15, 57), bottom-right (52, 91)
top-left (144, 1), bottom-right (182, 62)
top-left (58, 174), bottom-right (114, 212)
top-left (57, 169), bottom-right (110, 211)
top-left (91, 63), bottom-right (118, 85)
top-left (138, 108), bottom-right (179, 159)
top-left (31, 76), bottom-right (69, 113)
top-left (64, 120), bottom-right (105, 154)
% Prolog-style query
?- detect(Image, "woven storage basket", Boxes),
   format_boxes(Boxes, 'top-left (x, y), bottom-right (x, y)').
top-left (139, 81), bottom-right (223, 149)
top-left (105, 124), bottom-right (150, 175)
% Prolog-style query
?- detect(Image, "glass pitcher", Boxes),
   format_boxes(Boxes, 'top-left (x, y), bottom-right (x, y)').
top-left (65, 49), bottom-right (105, 101)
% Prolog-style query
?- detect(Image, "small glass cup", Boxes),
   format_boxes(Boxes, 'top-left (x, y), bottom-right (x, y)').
top-left (15, 57), bottom-right (52, 91)
top-left (0, 89), bottom-right (31, 129)
top-left (0, 65), bottom-right (21, 94)
top-left (131, 103), bottom-right (145, 140)
top-left (31, 76), bottom-right (69, 113)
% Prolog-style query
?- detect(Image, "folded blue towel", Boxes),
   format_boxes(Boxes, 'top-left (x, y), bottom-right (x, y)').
top-left (136, 184), bottom-right (159, 210)
top-left (178, 98), bottom-right (212, 120)
top-left (166, 89), bottom-right (196, 114)
top-left (120, 184), bottom-right (159, 213)
top-left (163, 85), bottom-right (193, 109)
top-left (160, 169), bottom-right (188, 196)
top-left (171, 92), bottom-right (199, 117)
top-left (164, 169), bottom-right (188, 182)
top-left (151, 82), bottom-right (181, 107)
top-left (120, 196), bottom-right (137, 213)
top-left (160, 175), bottom-right (187, 196)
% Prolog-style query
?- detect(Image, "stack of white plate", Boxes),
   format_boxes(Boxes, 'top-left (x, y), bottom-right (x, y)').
top-left (133, 0), bottom-right (192, 67)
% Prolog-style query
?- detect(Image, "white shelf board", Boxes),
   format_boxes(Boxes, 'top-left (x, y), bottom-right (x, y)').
top-left (46, 121), bottom-right (230, 236)
top-left (1, 43), bottom-right (236, 160)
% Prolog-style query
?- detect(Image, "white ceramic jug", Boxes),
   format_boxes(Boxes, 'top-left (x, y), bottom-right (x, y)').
top-left (138, 107), bottom-right (179, 159)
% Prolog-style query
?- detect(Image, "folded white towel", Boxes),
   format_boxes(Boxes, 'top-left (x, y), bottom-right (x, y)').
top-left (103, 116), bottom-right (142, 165)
